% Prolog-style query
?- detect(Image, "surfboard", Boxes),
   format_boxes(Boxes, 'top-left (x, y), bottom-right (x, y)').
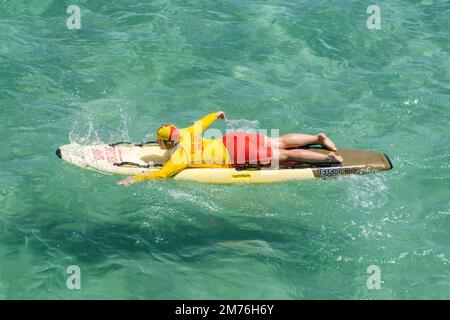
top-left (56, 142), bottom-right (393, 184)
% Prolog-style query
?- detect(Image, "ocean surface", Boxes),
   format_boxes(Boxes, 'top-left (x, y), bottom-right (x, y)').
top-left (0, 0), bottom-right (449, 299)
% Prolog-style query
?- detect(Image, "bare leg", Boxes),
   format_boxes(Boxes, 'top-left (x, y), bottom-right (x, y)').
top-left (273, 133), bottom-right (338, 151)
top-left (278, 133), bottom-right (319, 148)
top-left (317, 133), bottom-right (337, 151)
top-left (276, 149), bottom-right (343, 163)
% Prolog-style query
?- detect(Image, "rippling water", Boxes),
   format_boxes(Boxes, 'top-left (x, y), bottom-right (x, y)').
top-left (0, 0), bottom-right (449, 299)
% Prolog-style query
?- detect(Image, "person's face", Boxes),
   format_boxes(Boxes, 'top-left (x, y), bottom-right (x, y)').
top-left (157, 138), bottom-right (166, 150)
top-left (157, 138), bottom-right (175, 150)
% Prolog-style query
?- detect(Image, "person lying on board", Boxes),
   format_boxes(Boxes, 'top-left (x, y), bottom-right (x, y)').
top-left (118, 111), bottom-right (343, 185)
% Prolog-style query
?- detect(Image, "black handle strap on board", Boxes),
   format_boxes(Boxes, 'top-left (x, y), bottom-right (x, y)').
top-left (109, 141), bottom-right (157, 147)
top-left (113, 162), bottom-right (150, 168)
top-left (134, 140), bottom-right (157, 147)
top-left (113, 161), bottom-right (163, 168)
top-left (235, 162), bottom-right (342, 171)
top-left (235, 165), bottom-right (262, 171)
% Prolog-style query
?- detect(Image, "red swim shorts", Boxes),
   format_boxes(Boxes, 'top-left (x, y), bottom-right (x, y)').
top-left (222, 132), bottom-right (272, 166)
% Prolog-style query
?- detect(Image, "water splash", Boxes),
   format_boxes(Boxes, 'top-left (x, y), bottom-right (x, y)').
top-left (226, 119), bottom-right (260, 132)
top-left (69, 117), bottom-right (101, 145)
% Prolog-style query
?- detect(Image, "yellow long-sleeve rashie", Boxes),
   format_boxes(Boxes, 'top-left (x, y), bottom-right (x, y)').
top-left (133, 113), bottom-right (231, 182)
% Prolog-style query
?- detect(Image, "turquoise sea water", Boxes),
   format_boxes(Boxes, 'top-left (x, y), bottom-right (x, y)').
top-left (0, 0), bottom-right (449, 299)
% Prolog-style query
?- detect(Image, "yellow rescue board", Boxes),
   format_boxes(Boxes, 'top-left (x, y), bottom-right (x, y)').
top-left (56, 142), bottom-right (392, 184)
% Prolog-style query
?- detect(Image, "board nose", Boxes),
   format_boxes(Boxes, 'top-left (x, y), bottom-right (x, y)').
top-left (55, 148), bottom-right (62, 159)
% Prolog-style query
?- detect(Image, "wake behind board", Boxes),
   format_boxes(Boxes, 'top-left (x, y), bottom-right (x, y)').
top-left (56, 142), bottom-right (393, 184)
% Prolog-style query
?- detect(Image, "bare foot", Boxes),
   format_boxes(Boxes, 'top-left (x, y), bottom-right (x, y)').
top-left (327, 152), bottom-right (343, 163)
top-left (318, 133), bottom-right (337, 151)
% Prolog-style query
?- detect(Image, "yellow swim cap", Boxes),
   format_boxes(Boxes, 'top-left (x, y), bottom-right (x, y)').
top-left (156, 124), bottom-right (179, 141)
